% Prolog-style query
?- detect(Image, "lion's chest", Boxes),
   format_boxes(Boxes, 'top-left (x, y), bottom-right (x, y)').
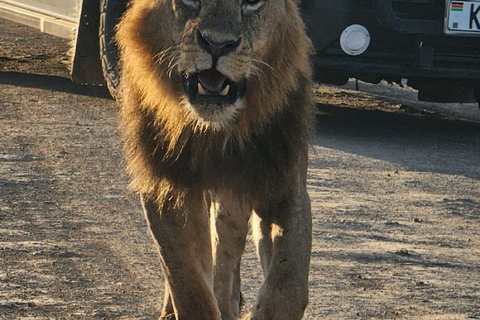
top-left (158, 130), bottom-right (294, 196)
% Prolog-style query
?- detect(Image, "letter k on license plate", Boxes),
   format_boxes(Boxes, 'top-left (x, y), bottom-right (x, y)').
top-left (445, 0), bottom-right (480, 36)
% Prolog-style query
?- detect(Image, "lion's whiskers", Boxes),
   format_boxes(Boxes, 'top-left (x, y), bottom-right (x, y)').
top-left (153, 46), bottom-right (181, 78)
top-left (154, 46), bottom-right (179, 66)
top-left (248, 64), bottom-right (263, 80)
top-left (167, 55), bottom-right (180, 79)
top-left (153, 47), bottom-right (172, 65)
top-left (252, 58), bottom-right (279, 78)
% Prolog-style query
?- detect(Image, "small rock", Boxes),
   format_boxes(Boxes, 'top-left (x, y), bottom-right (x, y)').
top-left (395, 249), bottom-right (411, 257)
top-left (92, 310), bottom-right (107, 318)
top-left (0, 154), bottom-right (25, 161)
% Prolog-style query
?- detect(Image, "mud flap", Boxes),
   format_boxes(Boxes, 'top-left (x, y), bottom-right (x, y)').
top-left (70, 0), bottom-right (105, 85)
top-left (474, 87), bottom-right (480, 106)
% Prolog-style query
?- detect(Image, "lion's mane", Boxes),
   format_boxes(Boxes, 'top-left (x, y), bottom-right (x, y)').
top-left (116, 0), bottom-right (314, 205)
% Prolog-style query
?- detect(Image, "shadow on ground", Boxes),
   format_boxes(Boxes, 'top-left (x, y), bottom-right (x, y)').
top-left (0, 71), bottom-right (111, 99)
top-left (314, 103), bottom-right (480, 180)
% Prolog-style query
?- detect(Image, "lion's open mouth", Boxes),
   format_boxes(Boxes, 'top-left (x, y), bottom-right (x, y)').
top-left (183, 69), bottom-right (245, 105)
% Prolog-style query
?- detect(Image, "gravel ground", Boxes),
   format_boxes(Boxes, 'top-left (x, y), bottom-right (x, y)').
top-left (1, 18), bottom-right (479, 320)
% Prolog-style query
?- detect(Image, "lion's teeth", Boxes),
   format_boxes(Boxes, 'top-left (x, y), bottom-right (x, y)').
top-left (198, 83), bottom-right (207, 95)
top-left (198, 83), bottom-right (229, 96)
top-left (220, 85), bottom-right (230, 96)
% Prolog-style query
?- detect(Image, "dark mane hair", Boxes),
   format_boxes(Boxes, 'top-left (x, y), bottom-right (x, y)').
top-left (116, 0), bottom-right (315, 205)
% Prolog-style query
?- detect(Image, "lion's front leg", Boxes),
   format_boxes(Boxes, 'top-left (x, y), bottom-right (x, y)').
top-left (247, 186), bottom-right (312, 320)
top-left (209, 191), bottom-right (251, 320)
top-left (141, 194), bottom-right (222, 320)
top-left (159, 279), bottom-right (175, 319)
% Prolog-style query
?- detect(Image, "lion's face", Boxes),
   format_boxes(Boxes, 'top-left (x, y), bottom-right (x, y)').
top-left (151, 0), bottom-right (286, 127)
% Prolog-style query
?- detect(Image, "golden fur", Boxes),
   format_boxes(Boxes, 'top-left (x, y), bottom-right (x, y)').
top-left (116, 0), bottom-right (314, 318)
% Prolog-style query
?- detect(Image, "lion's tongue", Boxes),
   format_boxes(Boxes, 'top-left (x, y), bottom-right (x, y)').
top-left (197, 69), bottom-right (227, 93)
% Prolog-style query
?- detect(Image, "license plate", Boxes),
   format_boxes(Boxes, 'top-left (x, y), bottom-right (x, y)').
top-left (393, 0), bottom-right (436, 2)
top-left (445, 0), bottom-right (480, 36)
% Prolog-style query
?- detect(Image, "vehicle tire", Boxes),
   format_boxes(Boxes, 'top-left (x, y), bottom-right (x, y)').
top-left (99, 0), bottom-right (128, 100)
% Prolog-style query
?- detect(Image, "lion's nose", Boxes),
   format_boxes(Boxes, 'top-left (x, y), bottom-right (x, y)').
top-left (196, 29), bottom-right (241, 59)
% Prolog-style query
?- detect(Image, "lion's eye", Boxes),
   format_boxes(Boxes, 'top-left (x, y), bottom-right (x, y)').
top-left (181, 0), bottom-right (199, 9)
top-left (242, 0), bottom-right (264, 11)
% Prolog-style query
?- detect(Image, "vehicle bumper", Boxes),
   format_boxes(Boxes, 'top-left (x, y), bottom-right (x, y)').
top-left (302, 0), bottom-right (480, 83)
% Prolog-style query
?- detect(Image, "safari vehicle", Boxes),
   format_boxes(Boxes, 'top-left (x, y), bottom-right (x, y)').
top-left (302, 0), bottom-right (480, 104)
top-left (1, 0), bottom-right (480, 104)
top-left (0, 0), bottom-right (128, 98)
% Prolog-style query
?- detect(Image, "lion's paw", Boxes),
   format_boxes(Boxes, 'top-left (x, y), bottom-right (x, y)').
top-left (159, 313), bottom-right (176, 320)
top-left (239, 313), bottom-right (252, 320)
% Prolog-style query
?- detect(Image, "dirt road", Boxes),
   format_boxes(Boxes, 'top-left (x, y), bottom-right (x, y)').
top-left (1, 19), bottom-right (479, 319)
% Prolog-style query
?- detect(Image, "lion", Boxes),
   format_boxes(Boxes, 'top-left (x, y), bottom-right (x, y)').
top-left (116, 0), bottom-right (314, 318)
